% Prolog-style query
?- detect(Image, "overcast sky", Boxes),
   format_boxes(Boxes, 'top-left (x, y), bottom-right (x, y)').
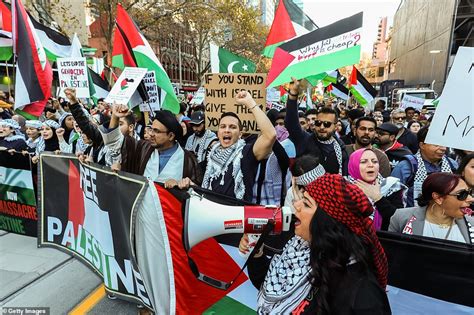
top-left (303, 0), bottom-right (401, 53)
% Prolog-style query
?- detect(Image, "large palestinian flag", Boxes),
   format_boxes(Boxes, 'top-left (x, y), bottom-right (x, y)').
top-left (348, 65), bottom-right (377, 105)
top-left (0, 1), bottom-right (13, 61)
top-left (263, 0), bottom-right (318, 58)
top-left (112, 4), bottom-right (179, 114)
top-left (28, 13), bottom-right (71, 62)
top-left (12, 0), bottom-right (52, 118)
top-left (267, 12), bottom-right (363, 88)
top-left (88, 68), bottom-right (110, 104)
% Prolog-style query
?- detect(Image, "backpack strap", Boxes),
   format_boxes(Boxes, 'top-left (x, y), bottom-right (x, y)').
top-left (403, 154), bottom-right (418, 187)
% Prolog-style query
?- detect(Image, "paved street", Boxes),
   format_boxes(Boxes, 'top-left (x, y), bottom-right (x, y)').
top-left (0, 231), bottom-right (138, 314)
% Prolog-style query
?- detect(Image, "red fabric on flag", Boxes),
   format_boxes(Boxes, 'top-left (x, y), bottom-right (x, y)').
top-left (112, 3), bottom-right (144, 66)
top-left (155, 184), bottom-right (247, 314)
top-left (0, 2), bottom-right (12, 31)
top-left (67, 161), bottom-right (85, 236)
top-left (264, 0), bottom-right (296, 47)
top-left (327, 84), bottom-right (333, 92)
top-left (279, 85), bottom-right (286, 96)
top-left (267, 47), bottom-right (296, 87)
top-left (349, 65), bottom-right (358, 87)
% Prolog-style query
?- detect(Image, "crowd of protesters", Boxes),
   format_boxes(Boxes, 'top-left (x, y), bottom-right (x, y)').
top-left (1, 79), bottom-right (473, 314)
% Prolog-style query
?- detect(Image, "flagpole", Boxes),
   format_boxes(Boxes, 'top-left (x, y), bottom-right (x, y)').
top-left (5, 60), bottom-right (11, 96)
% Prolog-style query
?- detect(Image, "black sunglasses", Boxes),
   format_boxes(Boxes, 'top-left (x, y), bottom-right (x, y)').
top-left (313, 120), bottom-right (333, 128)
top-left (448, 189), bottom-right (473, 201)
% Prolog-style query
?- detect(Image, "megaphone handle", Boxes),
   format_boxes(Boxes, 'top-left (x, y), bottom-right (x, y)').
top-left (228, 221), bottom-right (275, 287)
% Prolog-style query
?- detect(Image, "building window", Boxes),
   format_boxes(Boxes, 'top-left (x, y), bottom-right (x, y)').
top-left (378, 67), bottom-right (384, 77)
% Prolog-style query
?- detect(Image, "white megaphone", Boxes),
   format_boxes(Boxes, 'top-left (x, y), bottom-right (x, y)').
top-left (183, 189), bottom-right (292, 251)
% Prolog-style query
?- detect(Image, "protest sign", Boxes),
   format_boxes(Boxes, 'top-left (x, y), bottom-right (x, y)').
top-left (0, 151), bottom-right (37, 237)
top-left (57, 57), bottom-right (89, 98)
top-left (266, 87), bottom-right (280, 103)
top-left (204, 73), bottom-right (267, 133)
top-left (138, 71), bottom-right (160, 112)
top-left (105, 67), bottom-right (148, 105)
top-left (399, 94), bottom-right (424, 111)
top-left (425, 47), bottom-right (474, 151)
top-left (190, 87), bottom-right (206, 105)
top-left (38, 153), bottom-right (152, 310)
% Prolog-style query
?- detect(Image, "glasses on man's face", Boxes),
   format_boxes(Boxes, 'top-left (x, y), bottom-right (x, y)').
top-left (448, 189), bottom-right (474, 201)
top-left (151, 128), bottom-right (168, 134)
top-left (393, 116), bottom-right (406, 121)
top-left (313, 120), bottom-right (333, 128)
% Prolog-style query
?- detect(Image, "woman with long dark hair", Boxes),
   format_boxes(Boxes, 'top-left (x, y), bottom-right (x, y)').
top-left (248, 174), bottom-right (390, 314)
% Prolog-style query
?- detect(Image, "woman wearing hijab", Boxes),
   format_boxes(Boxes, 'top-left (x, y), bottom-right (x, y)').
top-left (248, 174), bottom-right (391, 314)
top-left (348, 148), bottom-right (406, 231)
top-left (32, 120), bottom-right (60, 164)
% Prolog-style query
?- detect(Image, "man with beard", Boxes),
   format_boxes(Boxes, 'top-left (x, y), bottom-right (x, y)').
top-left (345, 117), bottom-right (391, 177)
top-left (100, 104), bottom-right (202, 187)
top-left (390, 108), bottom-right (418, 153)
top-left (285, 77), bottom-right (348, 175)
top-left (374, 122), bottom-right (413, 170)
top-left (184, 111), bottom-right (217, 170)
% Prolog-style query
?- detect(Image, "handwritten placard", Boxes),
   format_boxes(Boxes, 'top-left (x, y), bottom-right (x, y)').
top-left (399, 94), bottom-right (425, 111)
top-left (190, 87), bottom-right (205, 105)
top-left (105, 67), bottom-right (148, 106)
top-left (57, 57), bottom-right (89, 98)
top-left (138, 71), bottom-right (160, 112)
top-left (425, 47), bottom-right (474, 151)
top-left (204, 73), bottom-right (267, 133)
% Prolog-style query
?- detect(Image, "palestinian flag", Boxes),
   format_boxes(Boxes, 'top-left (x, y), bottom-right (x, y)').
top-left (324, 82), bottom-right (349, 100)
top-left (347, 66), bottom-right (377, 105)
top-left (266, 12), bottom-right (363, 88)
top-left (210, 43), bottom-right (256, 73)
top-left (0, 1), bottom-right (12, 61)
top-left (112, 4), bottom-right (178, 113)
top-left (0, 151), bottom-right (37, 237)
top-left (12, 0), bottom-right (52, 118)
top-left (138, 184), bottom-right (258, 313)
top-left (263, 0), bottom-right (318, 58)
top-left (88, 68), bottom-right (110, 104)
top-left (28, 13), bottom-right (71, 62)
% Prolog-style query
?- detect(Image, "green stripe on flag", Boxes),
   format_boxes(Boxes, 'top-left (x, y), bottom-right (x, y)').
top-left (268, 45), bottom-right (361, 88)
top-left (262, 41), bottom-right (285, 58)
top-left (203, 296), bottom-right (255, 314)
top-left (349, 86), bottom-right (368, 105)
top-left (0, 184), bottom-right (36, 206)
top-left (0, 47), bottom-right (12, 61)
top-left (15, 109), bottom-right (39, 120)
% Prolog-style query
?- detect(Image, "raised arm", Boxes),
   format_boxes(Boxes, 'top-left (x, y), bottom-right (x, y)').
top-left (235, 90), bottom-right (276, 161)
top-left (284, 77), bottom-right (310, 148)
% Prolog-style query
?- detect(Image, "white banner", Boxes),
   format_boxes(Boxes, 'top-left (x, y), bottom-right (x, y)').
top-left (139, 71), bottom-right (160, 112)
top-left (57, 57), bottom-right (89, 98)
top-left (425, 47), bottom-right (474, 151)
top-left (399, 94), bottom-right (424, 111)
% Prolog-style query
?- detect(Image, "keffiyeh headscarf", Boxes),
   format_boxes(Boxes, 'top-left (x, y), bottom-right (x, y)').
top-left (306, 174), bottom-right (388, 290)
top-left (318, 137), bottom-right (343, 175)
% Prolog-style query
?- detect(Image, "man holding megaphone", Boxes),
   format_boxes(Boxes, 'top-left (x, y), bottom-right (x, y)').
top-left (179, 90), bottom-right (276, 202)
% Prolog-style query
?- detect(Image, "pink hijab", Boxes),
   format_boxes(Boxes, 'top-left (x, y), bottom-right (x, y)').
top-left (348, 148), bottom-right (376, 182)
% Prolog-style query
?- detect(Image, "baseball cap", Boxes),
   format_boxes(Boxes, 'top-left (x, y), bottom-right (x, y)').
top-left (189, 111), bottom-right (205, 125)
top-left (376, 122), bottom-right (399, 135)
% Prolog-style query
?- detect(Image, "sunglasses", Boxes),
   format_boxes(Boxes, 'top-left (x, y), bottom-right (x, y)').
top-left (448, 189), bottom-right (473, 201)
top-left (393, 116), bottom-right (406, 121)
top-left (313, 120), bottom-right (333, 128)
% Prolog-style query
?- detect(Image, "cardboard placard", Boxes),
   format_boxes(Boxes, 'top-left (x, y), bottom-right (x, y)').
top-left (425, 47), bottom-right (474, 151)
top-left (266, 87), bottom-right (280, 103)
top-left (57, 57), bottom-right (89, 98)
top-left (400, 94), bottom-right (424, 110)
top-left (138, 71), bottom-right (160, 112)
top-left (105, 67), bottom-right (148, 105)
top-left (204, 73), bottom-right (267, 133)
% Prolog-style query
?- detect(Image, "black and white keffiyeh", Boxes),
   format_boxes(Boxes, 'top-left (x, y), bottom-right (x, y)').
top-left (295, 164), bottom-right (326, 186)
top-left (413, 152), bottom-right (452, 205)
top-left (257, 236), bottom-right (312, 314)
top-left (318, 137), bottom-right (343, 175)
top-left (185, 129), bottom-right (216, 163)
top-left (202, 139), bottom-right (246, 199)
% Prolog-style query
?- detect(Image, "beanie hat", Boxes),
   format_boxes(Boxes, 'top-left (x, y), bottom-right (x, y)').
top-left (306, 173), bottom-right (388, 289)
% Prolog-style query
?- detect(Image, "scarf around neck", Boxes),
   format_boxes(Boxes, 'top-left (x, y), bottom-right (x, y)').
top-left (257, 236), bottom-right (312, 314)
top-left (202, 139), bottom-right (246, 199)
top-left (318, 137), bottom-right (343, 175)
top-left (185, 129), bottom-right (216, 163)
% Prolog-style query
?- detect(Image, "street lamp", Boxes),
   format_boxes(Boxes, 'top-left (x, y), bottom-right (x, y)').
top-left (429, 50), bottom-right (442, 81)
